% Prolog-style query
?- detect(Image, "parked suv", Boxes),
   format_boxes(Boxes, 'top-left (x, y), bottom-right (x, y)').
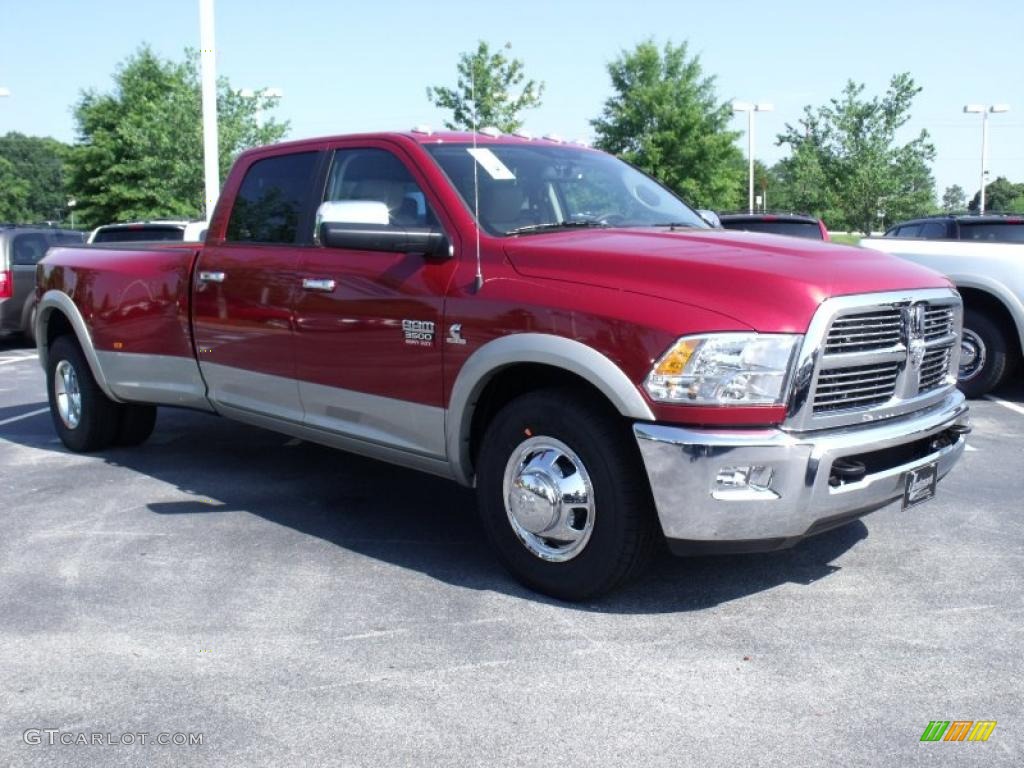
top-left (718, 212), bottom-right (830, 240)
top-left (884, 213), bottom-right (1024, 243)
top-left (87, 220), bottom-right (208, 244)
top-left (0, 225), bottom-right (85, 342)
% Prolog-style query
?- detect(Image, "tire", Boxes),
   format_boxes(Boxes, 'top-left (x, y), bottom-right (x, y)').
top-left (958, 310), bottom-right (1011, 398)
top-left (475, 388), bottom-right (657, 601)
top-left (115, 404), bottom-right (157, 446)
top-left (46, 335), bottom-right (121, 452)
top-left (23, 303), bottom-right (37, 345)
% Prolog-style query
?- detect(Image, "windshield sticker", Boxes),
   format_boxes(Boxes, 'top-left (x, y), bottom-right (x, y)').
top-left (467, 148), bottom-right (516, 181)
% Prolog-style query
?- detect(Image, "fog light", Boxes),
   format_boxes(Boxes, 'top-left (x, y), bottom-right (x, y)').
top-left (713, 465), bottom-right (778, 501)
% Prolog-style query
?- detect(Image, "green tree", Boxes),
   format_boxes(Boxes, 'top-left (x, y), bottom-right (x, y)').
top-left (426, 41), bottom-right (544, 133)
top-left (768, 149), bottom-right (842, 224)
top-left (777, 73), bottom-right (936, 234)
top-left (0, 156), bottom-right (31, 223)
top-left (67, 46), bottom-right (288, 227)
top-left (967, 176), bottom-right (1024, 213)
top-left (941, 184), bottom-right (966, 212)
top-left (0, 133), bottom-right (71, 223)
top-left (590, 40), bottom-right (743, 210)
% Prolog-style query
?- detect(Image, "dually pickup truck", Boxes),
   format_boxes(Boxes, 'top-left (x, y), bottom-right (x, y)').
top-left (36, 131), bottom-right (970, 599)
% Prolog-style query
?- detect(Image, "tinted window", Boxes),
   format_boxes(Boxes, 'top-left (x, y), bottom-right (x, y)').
top-left (720, 220), bottom-right (823, 240)
top-left (322, 148), bottom-right (436, 228)
top-left (959, 222), bottom-right (1024, 243)
top-left (919, 221), bottom-right (950, 239)
top-left (12, 234), bottom-right (50, 265)
top-left (227, 152), bottom-right (319, 243)
top-left (895, 224), bottom-right (922, 238)
top-left (93, 226), bottom-right (184, 243)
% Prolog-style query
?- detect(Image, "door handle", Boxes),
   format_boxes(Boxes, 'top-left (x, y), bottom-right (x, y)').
top-left (198, 271), bottom-right (226, 283)
top-left (302, 278), bottom-right (336, 292)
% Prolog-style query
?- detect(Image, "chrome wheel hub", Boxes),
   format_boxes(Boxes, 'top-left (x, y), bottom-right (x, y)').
top-left (502, 436), bottom-right (595, 562)
top-left (959, 329), bottom-right (986, 382)
top-left (54, 359), bottom-right (82, 429)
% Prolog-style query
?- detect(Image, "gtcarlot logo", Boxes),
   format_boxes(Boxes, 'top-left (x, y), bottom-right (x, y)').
top-left (23, 729), bottom-right (204, 747)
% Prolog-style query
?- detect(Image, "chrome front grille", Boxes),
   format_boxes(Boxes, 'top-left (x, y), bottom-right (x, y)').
top-left (824, 309), bottom-right (902, 353)
top-left (786, 289), bottom-right (962, 431)
top-left (919, 347), bottom-right (952, 392)
top-left (813, 362), bottom-right (900, 413)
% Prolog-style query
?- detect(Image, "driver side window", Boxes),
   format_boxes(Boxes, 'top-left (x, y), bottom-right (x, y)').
top-left (322, 148), bottom-right (436, 228)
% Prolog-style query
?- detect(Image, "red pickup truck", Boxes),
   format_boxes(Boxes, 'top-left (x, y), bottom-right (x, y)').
top-left (35, 131), bottom-right (970, 599)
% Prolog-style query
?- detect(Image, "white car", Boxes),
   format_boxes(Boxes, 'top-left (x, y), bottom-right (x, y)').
top-left (861, 215), bottom-right (1024, 396)
top-left (87, 220), bottom-right (207, 244)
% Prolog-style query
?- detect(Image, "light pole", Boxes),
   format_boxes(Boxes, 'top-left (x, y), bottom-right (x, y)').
top-left (964, 103), bottom-right (1010, 214)
top-left (733, 101), bottom-right (774, 213)
top-left (67, 199), bottom-right (76, 229)
top-left (199, 0), bottom-right (220, 221)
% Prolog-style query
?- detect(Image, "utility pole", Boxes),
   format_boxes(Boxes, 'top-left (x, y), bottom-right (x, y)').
top-left (199, 0), bottom-right (220, 220)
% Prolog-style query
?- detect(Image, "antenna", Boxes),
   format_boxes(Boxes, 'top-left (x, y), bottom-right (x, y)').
top-left (471, 68), bottom-right (484, 292)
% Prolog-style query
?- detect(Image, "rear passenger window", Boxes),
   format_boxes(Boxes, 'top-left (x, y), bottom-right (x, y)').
top-left (895, 224), bottom-right (921, 238)
top-left (227, 152), bottom-right (319, 244)
top-left (12, 234), bottom-right (50, 265)
top-left (919, 221), bottom-right (948, 239)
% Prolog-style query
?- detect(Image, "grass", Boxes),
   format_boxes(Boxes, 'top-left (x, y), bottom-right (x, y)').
top-left (828, 233), bottom-right (863, 246)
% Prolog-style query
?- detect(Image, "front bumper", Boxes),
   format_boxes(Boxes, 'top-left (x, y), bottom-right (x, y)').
top-left (634, 391), bottom-right (970, 554)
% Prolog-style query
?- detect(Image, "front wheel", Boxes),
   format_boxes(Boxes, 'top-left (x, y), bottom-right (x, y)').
top-left (958, 310), bottom-right (1011, 398)
top-left (475, 389), bottom-right (657, 601)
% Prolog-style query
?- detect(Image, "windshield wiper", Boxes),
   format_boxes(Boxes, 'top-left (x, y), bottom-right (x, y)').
top-left (504, 219), bottom-right (610, 236)
top-left (646, 222), bottom-right (697, 230)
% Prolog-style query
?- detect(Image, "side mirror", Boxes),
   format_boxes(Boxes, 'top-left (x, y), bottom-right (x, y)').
top-left (697, 209), bottom-right (722, 228)
top-left (315, 200), bottom-right (452, 259)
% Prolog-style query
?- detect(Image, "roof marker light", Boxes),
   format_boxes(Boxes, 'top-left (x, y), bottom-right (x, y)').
top-left (411, 125), bottom-right (433, 135)
top-left (479, 126), bottom-right (501, 137)
top-left (513, 130), bottom-right (533, 140)
top-left (543, 133), bottom-right (563, 143)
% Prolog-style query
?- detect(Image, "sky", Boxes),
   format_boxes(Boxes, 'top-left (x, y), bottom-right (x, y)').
top-left (1, 0), bottom-right (1022, 203)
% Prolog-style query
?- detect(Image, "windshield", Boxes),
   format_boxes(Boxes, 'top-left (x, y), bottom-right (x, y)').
top-left (424, 143), bottom-right (706, 236)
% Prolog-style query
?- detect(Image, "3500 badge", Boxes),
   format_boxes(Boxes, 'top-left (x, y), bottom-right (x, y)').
top-left (402, 319), bottom-right (435, 346)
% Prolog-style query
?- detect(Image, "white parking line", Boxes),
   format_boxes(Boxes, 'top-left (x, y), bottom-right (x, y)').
top-left (0, 354), bottom-right (39, 365)
top-left (984, 395), bottom-right (1024, 417)
top-left (0, 407), bottom-right (50, 427)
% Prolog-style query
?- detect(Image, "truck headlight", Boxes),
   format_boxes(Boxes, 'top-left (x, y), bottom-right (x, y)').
top-left (644, 334), bottom-right (801, 405)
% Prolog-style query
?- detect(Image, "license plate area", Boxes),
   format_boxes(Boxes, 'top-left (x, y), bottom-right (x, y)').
top-left (903, 463), bottom-right (938, 510)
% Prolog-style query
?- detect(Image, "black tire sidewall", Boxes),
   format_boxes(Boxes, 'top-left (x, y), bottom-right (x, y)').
top-left (959, 310), bottom-right (1009, 398)
top-left (47, 336), bottom-right (119, 452)
top-left (476, 390), bottom-right (652, 600)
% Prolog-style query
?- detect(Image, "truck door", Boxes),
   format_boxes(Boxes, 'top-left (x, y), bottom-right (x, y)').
top-left (292, 144), bottom-right (459, 458)
top-left (192, 149), bottom-right (321, 423)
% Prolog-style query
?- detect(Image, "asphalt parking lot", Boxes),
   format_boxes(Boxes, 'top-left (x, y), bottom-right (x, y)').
top-left (1, 336), bottom-right (1021, 767)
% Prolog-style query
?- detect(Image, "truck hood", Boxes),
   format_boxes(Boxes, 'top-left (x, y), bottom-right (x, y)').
top-left (503, 228), bottom-right (951, 332)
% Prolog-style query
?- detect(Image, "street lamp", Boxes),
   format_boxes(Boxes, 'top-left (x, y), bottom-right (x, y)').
top-left (964, 103), bottom-right (1010, 214)
top-left (733, 101), bottom-right (774, 213)
top-left (199, 0), bottom-right (220, 221)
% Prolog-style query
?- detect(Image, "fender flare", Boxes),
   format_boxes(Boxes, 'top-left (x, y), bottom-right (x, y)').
top-left (950, 275), bottom-right (1024, 348)
top-left (445, 333), bottom-right (654, 485)
top-left (35, 290), bottom-right (122, 402)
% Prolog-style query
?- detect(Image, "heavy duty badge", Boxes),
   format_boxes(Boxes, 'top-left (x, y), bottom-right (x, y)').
top-left (402, 319), bottom-right (435, 346)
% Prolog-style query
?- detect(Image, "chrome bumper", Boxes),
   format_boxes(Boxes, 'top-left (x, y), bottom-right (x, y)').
top-left (634, 391), bottom-right (970, 553)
